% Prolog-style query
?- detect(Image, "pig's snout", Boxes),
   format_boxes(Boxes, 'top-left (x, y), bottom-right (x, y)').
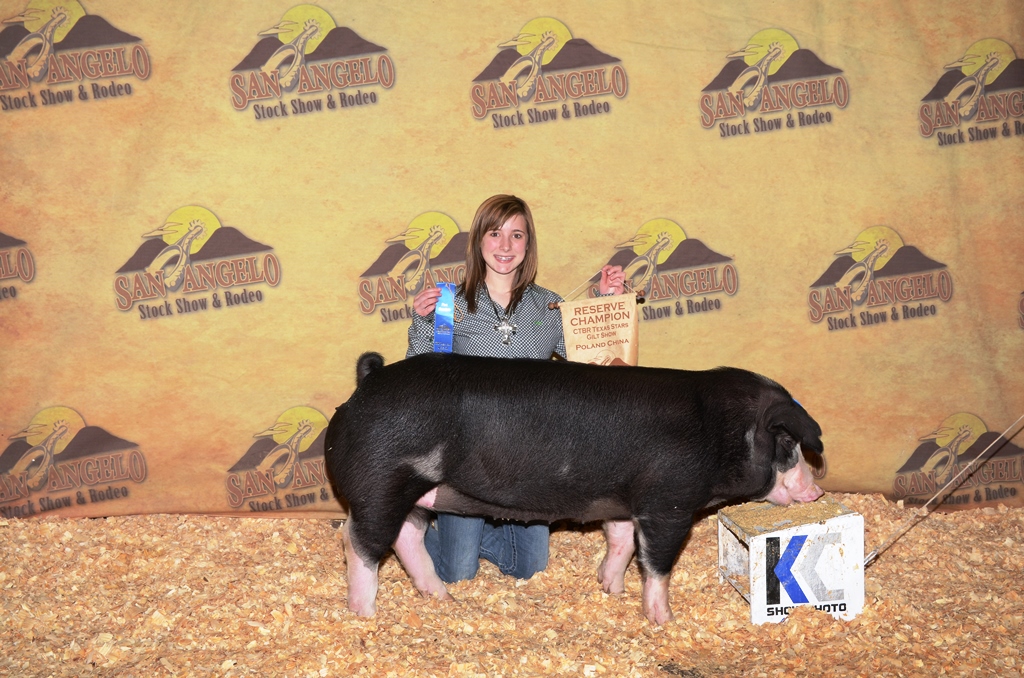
top-left (787, 481), bottom-right (825, 504)
top-left (765, 458), bottom-right (823, 505)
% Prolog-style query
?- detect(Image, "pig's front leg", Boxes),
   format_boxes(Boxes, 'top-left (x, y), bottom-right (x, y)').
top-left (342, 518), bottom-right (380, 617)
top-left (641, 572), bottom-right (673, 625)
top-left (597, 519), bottom-right (635, 594)
top-left (393, 506), bottom-right (453, 603)
top-left (634, 512), bottom-right (693, 625)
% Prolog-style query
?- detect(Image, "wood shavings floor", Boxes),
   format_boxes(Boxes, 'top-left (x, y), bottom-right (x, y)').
top-left (2, 493), bottom-right (1021, 677)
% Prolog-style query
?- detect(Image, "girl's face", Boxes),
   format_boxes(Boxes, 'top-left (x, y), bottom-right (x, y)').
top-left (480, 213), bottom-right (528, 279)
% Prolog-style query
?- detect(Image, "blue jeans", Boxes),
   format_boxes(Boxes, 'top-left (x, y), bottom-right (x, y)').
top-left (424, 513), bottom-right (549, 583)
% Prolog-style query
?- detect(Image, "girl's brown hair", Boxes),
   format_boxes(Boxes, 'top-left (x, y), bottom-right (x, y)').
top-left (461, 194), bottom-right (538, 314)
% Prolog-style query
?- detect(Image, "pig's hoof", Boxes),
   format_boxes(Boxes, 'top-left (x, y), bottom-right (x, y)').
top-left (348, 606), bottom-right (376, 618)
top-left (642, 606), bottom-right (674, 626)
top-left (348, 601), bottom-right (377, 618)
top-left (411, 576), bottom-right (454, 602)
top-left (597, 560), bottom-right (626, 594)
top-left (598, 575), bottom-right (625, 595)
top-left (419, 589), bottom-right (455, 602)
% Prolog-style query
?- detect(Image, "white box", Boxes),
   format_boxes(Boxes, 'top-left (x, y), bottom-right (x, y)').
top-left (717, 496), bottom-right (864, 624)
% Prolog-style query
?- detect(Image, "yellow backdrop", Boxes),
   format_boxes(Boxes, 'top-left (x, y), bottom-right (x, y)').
top-left (1, 0), bottom-right (1022, 519)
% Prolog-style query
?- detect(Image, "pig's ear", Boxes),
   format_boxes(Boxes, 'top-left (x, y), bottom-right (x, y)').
top-left (766, 400), bottom-right (824, 464)
top-left (792, 400), bottom-right (824, 455)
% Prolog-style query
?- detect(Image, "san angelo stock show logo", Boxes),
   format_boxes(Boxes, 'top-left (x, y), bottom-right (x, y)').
top-left (891, 413), bottom-right (1023, 509)
top-left (225, 407), bottom-right (333, 512)
top-left (471, 17), bottom-right (628, 128)
top-left (0, 230), bottom-right (36, 301)
top-left (592, 218), bottom-right (738, 323)
top-left (0, 407), bottom-right (147, 518)
top-left (358, 212), bottom-right (466, 323)
top-left (808, 226), bottom-right (953, 331)
top-left (700, 29), bottom-right (849, 137)
top-left (919, 39), bottom-right (1024, 145)
top-left (0, 0), bottom-right (150, 112)
top-left (113, 206), bottom-right (281, 319)
top-left (229, 4), bottom-right (394, 119)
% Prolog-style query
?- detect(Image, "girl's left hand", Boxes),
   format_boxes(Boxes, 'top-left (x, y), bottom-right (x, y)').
top-left (599, 265), bottom-right (625, 295)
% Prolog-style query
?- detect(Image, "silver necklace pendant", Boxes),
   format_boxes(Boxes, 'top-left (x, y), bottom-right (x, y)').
top-left (494, 317), bottom-right (517, 344)
top-left (492, 301), bottom-right (517, 344)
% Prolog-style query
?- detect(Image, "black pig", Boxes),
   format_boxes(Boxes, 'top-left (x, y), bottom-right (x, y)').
top-left (326, 352), bottom-right (824, 624)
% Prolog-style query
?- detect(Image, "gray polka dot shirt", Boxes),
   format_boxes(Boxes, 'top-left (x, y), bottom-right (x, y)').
top-left (407, 284), bottom-right (566, 360)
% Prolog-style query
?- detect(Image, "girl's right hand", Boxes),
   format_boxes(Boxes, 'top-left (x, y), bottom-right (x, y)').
top-left (413, 286), bottom-right (443, 317)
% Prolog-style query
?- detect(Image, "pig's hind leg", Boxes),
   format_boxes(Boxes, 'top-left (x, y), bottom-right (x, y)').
top-left (342, 477), bottom-right (439, 616)
top-left (634, 513), bottom-right (694, 625)
top-left (597, 519), bottom-right (635, 594)
top-left (341, 516), bottom-right (382, 617)
top-left (393, 506), bottom-right (453, 602)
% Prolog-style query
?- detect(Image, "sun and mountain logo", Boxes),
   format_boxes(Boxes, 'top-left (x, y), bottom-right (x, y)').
top-left (0, 231), bottom-right (35, 301)
top-left (700, 29), bottom-right (849, 137)
top-left (225, 407), bottom-right (334, 512)
top-left (113, 206), bottom-right (281, 319)
top-left (919, 39), bottom-right (1024, 144)
top-left (471, 17), bottom-right (628, 128)
top-left (890, 413), bottom-right (1023, 510)
top-left (358, 212), bottom-right (466, 323)
top-left (808, 226), bottom-right (953, 330)
top-left (229, 4), bottom-right (394, 119)
top-left (586, 219), bottom-right (738, 323)
top-left (0, 0), bottom-right (149, 112)
top-left (0, 406), bottom-right (147, 518)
